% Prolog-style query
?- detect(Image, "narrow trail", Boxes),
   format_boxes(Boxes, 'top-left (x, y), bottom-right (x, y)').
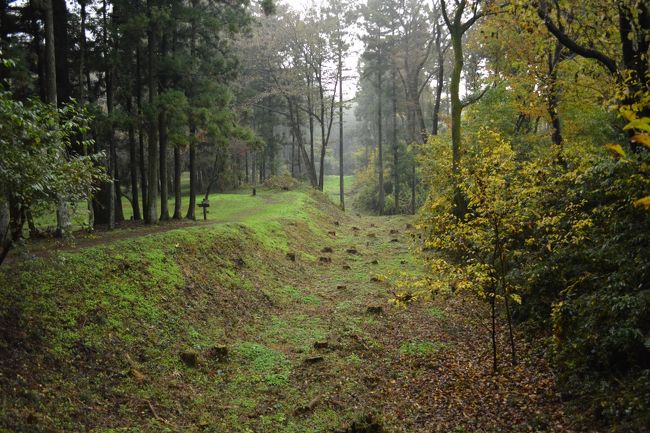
top-left (234, 207), bottom-right (575, 432)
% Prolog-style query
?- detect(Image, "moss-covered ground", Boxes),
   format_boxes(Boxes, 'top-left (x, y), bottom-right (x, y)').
top-left (0, 187), bottom-right (574, 433)
top-left (322, 175), bottom-right (355, 205)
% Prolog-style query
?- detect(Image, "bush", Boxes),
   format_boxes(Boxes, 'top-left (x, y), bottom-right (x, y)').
top-left (263, 175), bottom-right (300, 191)
top-left (353, 149), bottom-right (427, 215)
top-left (418, 126), bottom-right (650, 429)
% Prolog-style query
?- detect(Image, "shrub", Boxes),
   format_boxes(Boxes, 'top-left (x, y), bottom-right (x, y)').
top-left (263, 175), bottom-right (300, 191)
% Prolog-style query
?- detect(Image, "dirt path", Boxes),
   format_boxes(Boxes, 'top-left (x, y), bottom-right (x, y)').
top-left (249, 212), bottom-right (576, 432)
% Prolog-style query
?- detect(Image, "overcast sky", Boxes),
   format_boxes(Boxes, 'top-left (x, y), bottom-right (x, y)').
top-left (277, 0), bottom-right (362, 99)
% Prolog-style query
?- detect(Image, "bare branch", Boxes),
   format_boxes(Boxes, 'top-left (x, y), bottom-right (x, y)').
top-left (536, 0), bottom-right (618, 76)
top-left (461, 84), bottom-right (490, 108)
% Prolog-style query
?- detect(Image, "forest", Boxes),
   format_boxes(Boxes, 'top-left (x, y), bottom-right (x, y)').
top-left (0, 0), bottom-right (649, 432)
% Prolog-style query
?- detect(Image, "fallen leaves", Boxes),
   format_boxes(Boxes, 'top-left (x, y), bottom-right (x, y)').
top-left (365, 295), bottom-right (579, 432)
top-left (633, 196), bottom-right (650, 210)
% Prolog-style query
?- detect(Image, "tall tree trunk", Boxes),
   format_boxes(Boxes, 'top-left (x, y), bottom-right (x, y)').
top-left (52, 0), bottom-right (70, 105)
top-left (287, 97), bottom-right (317, 187)
top-left (0, 0), bottom-right (8, 53)
top-left (415, 90), bottom-right (427, 143)
top-left (411, 157), bottom-right (416, 215)
top-left (0, 200), bottom-right (10, 266)
top-left (450, 27), bottom-right (465, 218)
top-left (318, 72), bottom-right (326, 191)
top-left (376, 28), bottom-right (384, 215)
top-left (297, 141), bottom-right (302, 175)
top-left (158, 33), bottom-right (169, 221)
top-left (410, 85), bottom-right (422, 216)
top-left (145, 13), bottom-right (159, 224)
top-left (1, 199), bottom-right (25, 266)
top-left (392, 62), bottom-right (399, 213)
top-left (78, 0), bottom-right (87, 104)
top-left (307, 75), bottom-right (315, 168)
top-left (79, 0), bottom-right (94, 230)
top-left (442, 0), bottom-right (482, 218)
top-left (251, 152), bottom-right (256, 186)
top-left (432, 26), bottom-right (445, 136)
top-left (30, 6), bottom-right (47, 101)
top-left (114, 147), bottom-right (125, 223)
top-left (111, 0), bottom-right (125, 224)
top-left (44, 1), bottom-right (57, 141)
top-left (136, 44), bottom-right (148, 215)
top-left (246, 151), bottom-right (250, 183)
top-left (127, 95), bottom-right (141, 220)
top-left (186, 1), bottom-right (197, 220)
top-left (290, 135), bottom-right (295, 177)
top-left (104, 70), bottom-right (116, 229)
top-left (103, 0), bottom-right (115, 229)
top-left (186, 122), bottom-right (196, 220)
top-left (44, 0), bottom-right (71, 236)
top-left (173, 146), bottom-right (182, 219)
top-left (547, 42), bottom-right (563, 148)
top-left (159, 110), bottom-right (169, 220)
top-left (235, 155), bottom-right (242, 189)
top-left (259, 152), bottom-right (264, 183)
top-left (338, 45), bottom-right (345, 210)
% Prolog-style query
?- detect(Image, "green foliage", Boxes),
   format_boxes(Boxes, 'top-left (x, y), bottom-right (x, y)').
top-left (158, 89), bottom-right (189, 147)
top-left (426, 306), bottom-right (446, 320)
top-left (353, 148), bottom-right (425, 214)
top-left (0, 86), bottom-right (107, 250)
top-left (419, 116), bottom-right (650, 428)
top-left (0, 91), bottom-right (105, 206)
top-left (399, 340), bottom-right (447, 357)
top-left (235, 342), bottom-right (291, 386)
top-left (420, 130), bottom-right (533, 301)
top-left (529, 154), bottom-right (650, 428)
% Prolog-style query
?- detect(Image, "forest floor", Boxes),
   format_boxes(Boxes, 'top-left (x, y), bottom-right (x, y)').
top-left (0, 187), bottom-right (581, 433)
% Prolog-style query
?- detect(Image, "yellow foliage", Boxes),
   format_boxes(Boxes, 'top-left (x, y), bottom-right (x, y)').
top-left (631, 134), bottom-right (650, 149)
top-left (624, 117), bottom-right (650, 132)
top-left (418, 128), bottom-right (535, 303)
top-left (633, 196), bottom-right (650, 210)
top-left (609, 95), bottom-right (650, 211)
top-left (605, 143), bottom-right (626, 159)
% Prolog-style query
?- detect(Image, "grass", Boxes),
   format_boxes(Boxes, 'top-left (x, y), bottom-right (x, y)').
top-left (234, 342), bottom-right (291, 386)
top-left (427, 306), bottom-right (446, 320)
top-left (273, 286), bottom-right (321, 305)
top-left (323, 174), bottom-right (355, 205)
top-left (31, 191), bottom-right (225, 230)
top-left (31, 171), bottom-right (259, 230)
top-left (1, 184), bottom-right (426, 433)
top-left (259, 314), bottom-right (327, 353)
top-left (399, 340), bottom-right (448, 357)
top-left (31, 173), bottom-right (355, 236)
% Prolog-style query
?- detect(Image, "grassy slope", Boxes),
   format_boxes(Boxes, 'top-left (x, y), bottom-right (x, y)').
top-left (1, 187), bottom-right (400, 433)
top-left (322, 175), bottom-right (355, 205)
top-left (1, 187), bottom-right (574, 433)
